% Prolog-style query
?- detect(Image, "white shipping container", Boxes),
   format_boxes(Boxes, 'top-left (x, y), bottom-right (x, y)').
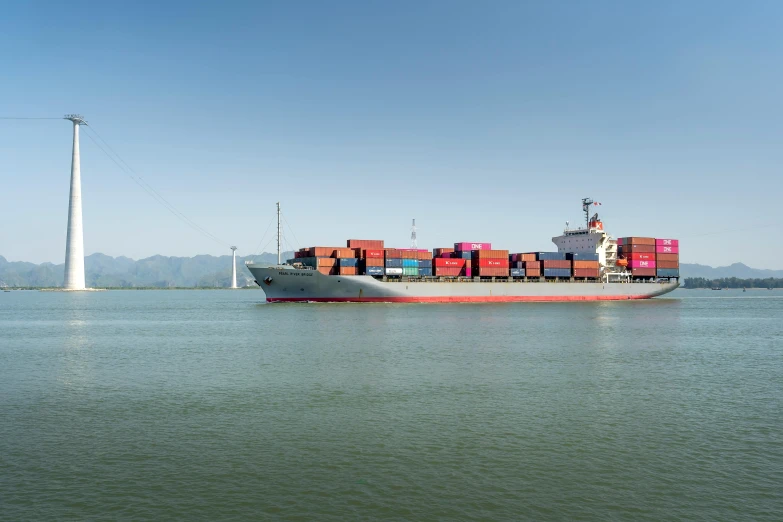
top-left (385, 267), bottom-right (403, 275)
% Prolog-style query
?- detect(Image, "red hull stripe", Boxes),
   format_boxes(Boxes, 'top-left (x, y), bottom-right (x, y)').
top-left (267, 295), bottom-right (649, 303)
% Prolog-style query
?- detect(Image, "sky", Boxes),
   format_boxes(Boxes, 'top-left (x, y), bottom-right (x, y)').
top-left (1, 1), bottom-right (782, 268)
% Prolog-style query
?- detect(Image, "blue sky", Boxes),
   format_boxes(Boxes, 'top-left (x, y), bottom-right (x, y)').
top-left (1, 1), bottom-right (781, 268)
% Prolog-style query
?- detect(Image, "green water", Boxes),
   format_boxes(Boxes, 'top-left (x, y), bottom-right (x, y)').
top-left (1, 289), bottom-right (781, 521)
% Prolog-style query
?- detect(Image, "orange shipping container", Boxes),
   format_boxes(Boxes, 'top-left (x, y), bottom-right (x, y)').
top-left (417, 251), bottom-right (432, 260)
top-left (311, 246), bottom-right (344, 257)
top-left (472, 250), bottom-right (510, 259)
top-left (573, 260), bottom-right (600, 269)
top-left (525, 268), bottom-right (541, 277)
top-left (347, 239), bottom-right (384, 249)
top-left (542, 260), bottom-right (571, 269)
top-left (317, 266), bottom-right (337, 275)
top-left (621, 244), bottom-right (656, 253)
top-left (332, 248), bottom-right (356, 258)
top-left (338, 267), bottom-right (357, 276)
top-left (656, 253), bottom-right (680, 262)
top-left (364, 258), bottom-right (384, 267)
top-left (523, 261), bottom-right (541, 269)
top-left (385, 249), bottom-right (402, 258)
top-left (475, 267), bottom-right (509, 277)
top-left (573, 268), bottom-right (600, 278)
top-left (622, 237), bottom-right (656, 245)
top-left (657, 260), bottom-right (680, 269)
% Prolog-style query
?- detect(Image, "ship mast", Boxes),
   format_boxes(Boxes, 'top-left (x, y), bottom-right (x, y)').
top-left (276, 202), bottom-right (281, 265)
top-left (582, 197), bottom-right (594, 229)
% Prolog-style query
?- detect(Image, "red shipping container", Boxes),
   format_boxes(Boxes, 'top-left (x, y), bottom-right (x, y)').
top-left (362, 249), bottom-right (384, 258)
top-left (347, 239), bottom-right (384, 249)
top-left (656, 245), bottom-right (679, 254)
top-left (474, 258), bottom-right (509, 268)
top-left (630, 268), bottom-right (656, 277)
top-left (542, 260), bottom-right (571, 269)
top-left (523, 261), bottom-right (541, 269)
top-left (312, 246), bottom-right (343, 257)
top-left (434, 266), bottom-right (462, 277)
top-left (574, 268), bottom-right (600, 278)
top-left (455, 242), bottom-right (491, 251)
top-left (656, 253), bottom-right (680, 262)
top-left (434, 258), bottom-right (467, 267)
top-left (657, 260), bottom-right (680, 269)
top-left (385, 249), bottom-right (402, 258)
top-left (655, 238), bottom-right (679, 247)
top-left (625, 253), bottom-right (655, 261)
top-left (616, 238), bottom-right (624, 245)
top-left (364, 258), bottom-right (384, 267)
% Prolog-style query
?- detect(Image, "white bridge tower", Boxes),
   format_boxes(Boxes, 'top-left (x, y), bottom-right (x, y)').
top-left (63, 115), bottom-right (87, 290)
top-left (230, 246), bottom-right (238, 289)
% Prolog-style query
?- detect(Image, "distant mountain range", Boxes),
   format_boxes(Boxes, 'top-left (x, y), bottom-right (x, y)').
top-left (1, 254), bottom-right (781, 288)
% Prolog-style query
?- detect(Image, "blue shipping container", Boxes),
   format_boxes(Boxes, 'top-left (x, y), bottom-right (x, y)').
top-left (456, 251), bottom-right (472, 259)
top-left (419, 268), bottom-right (433, 276)
top-left (566, 252), bottom-right (599, 261)
top-left (402, 259), bottom-right (418, 268)
top-left (365, 266), bottom-right (384, 276)
top-left (656, 268), bottom-right (679, 278)
top-left (338, 258), bottom-right (358, 267)
top-left (544, 268), bottom-right (571, 277)
top-left (385, 258), bottom-right (403, 268)
top-left (535, 252), bottom-right (568, 261)
top-left (509, 268), bottom-right (525, 277)
top-left (418, 259), bottom-right (432, 268)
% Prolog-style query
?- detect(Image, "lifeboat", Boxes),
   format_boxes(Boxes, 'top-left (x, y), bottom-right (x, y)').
top-left (615, 258), bottom-right (628, 267)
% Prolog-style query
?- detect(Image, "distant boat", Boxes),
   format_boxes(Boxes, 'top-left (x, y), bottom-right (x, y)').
top-left (711, 287), bottom-right (722, 290)
top-left (743, 287), bottom-right (746, 292)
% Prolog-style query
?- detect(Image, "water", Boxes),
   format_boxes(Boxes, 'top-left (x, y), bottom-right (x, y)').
top-left (1, 289), bottom-right (781, 521)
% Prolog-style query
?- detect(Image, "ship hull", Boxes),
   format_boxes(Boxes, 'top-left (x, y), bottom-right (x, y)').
top-left (247, 265), bottom-right (679, 303)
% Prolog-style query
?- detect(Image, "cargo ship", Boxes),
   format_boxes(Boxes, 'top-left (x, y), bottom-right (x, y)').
top-left (246, 199), bottom-right (680, 303)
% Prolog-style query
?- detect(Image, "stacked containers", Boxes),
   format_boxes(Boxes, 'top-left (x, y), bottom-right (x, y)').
top-left (360, 248), bottom-right (385, 276)
top-left (510, 253), bottom-right (540, 277)
top-left (472, 249), bottom-right (509, 277)
top-left (526, 252), bottom-right (571, 278)
top-left (434, 248), bottom-right (455, 258)
top-left (618, 237), bottom-right (656, 278)
top-left (567, 252), bottom-right (600, 279)
top-left (433, 257), bottom-right (467, 277)
top-left (655, 239), bottom-right (680, 278)
top-left (385, 248), bottom-right (403, 276)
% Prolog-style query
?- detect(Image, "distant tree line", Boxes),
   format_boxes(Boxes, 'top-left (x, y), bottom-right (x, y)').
top-left (684, 277), bottom-right (783, 289)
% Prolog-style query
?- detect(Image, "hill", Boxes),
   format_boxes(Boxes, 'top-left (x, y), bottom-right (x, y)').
top-left (1, 255), bottom-right (780, 288)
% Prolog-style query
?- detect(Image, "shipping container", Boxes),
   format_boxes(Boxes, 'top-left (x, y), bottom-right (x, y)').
top-left (419, 268), bottom-right (433, 276)
top-left (418, 259), bottom-right (432, 268)
top-left (362, 249), bottom-right (384, 258)
top-left (573, 268), bottom-right (600, 278)
top-left (472, 249), bottom-right (510, 260)
top-left (511, 253), bottom-right (537, 262)
top-left (542, 260), bottom-right (571, 269)
top-left (523, 261), bottom-right (541, 270)
top-left (656, 260), bottom-right (680, 269)
top-left (630, 268), bottom-right (656, 277)
top-left (656, 268), bottom-right (680, 277)
top-left (433, 248), bottom-right (455, 257)
top-left (433, 266), bottom-right (462, 277)
top-left (347, 239), bottom-right (384, 249)
top-left (464, 267), bottom-right (472, 278)
top-left (365, 266), bottom-right (384, 276)
top-left (566, 252), bottom-right (600, 261)
top-left (385, 267), bottom-right (403, 275)
top-left (332, 248), bottom-right (356, 259)
top-left (338, 258), bottom-right (358, 267)
top-left (656, 245), bottom-right (679, 254)
top-left (620, 237), bottom-right (655, 245)
top-left (509, 268), bottom-right (525, 277)
top-left (629, 260), bottom-right (656, 269)
top-left (455, 251), bottom-right (472, 259)
top-left (385, 258), bottom-right (403, 268)
top-left (317, 266), bottom-right (338, 276)
top-left (616, 238), bottom-right (624, 246)
top-left (474, 258), bottom-right (510, 268)
top-left (544, 268), bottom-right (571, 277)
top-left (338, 267), bottom-right (357, 276)
top-left (454, 242), bottom-right (491, 251)
top-left (363, 258), bottom-right (384, 267)
top-left (619, 244), bottom-right (656, 253)
top-left (402, 259), bottom-right (419, 268)
top-left (434, 258), bottom-right (467, 268)
top-left (525, 268), bottom-right (541, 277)
top-left (299, 257), bottom-right (337, 268)
top-left (385, 249), bottom-right (402, 258)
top-left (311, 246), bottom-right (344, 258)
top-left (530, 252), bottom-right (567, 261)
top-left (573, 260), bottom-right (600, 269)
top-left (475, 267), bottom-right (508, 277)
top-left (655, 253), bottom-right (680, 262)
top-left (625, 252), bottom-right (655, 261)
top-left (655, 239), bottom-right (679, 247)
top-left (402, 267), bottom-right (419, 276)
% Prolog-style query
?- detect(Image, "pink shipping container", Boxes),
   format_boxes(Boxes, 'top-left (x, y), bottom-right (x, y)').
top-left (629, 259), bottom-right (657, 269)
top-left (656, 239), bottom-right (679, 247)
top-left (656, 245), bottom-right (679, 254)
top-left (454, 242), bottom-right (491, 251)
top-left (464, 267), bottom-right (472, 277)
